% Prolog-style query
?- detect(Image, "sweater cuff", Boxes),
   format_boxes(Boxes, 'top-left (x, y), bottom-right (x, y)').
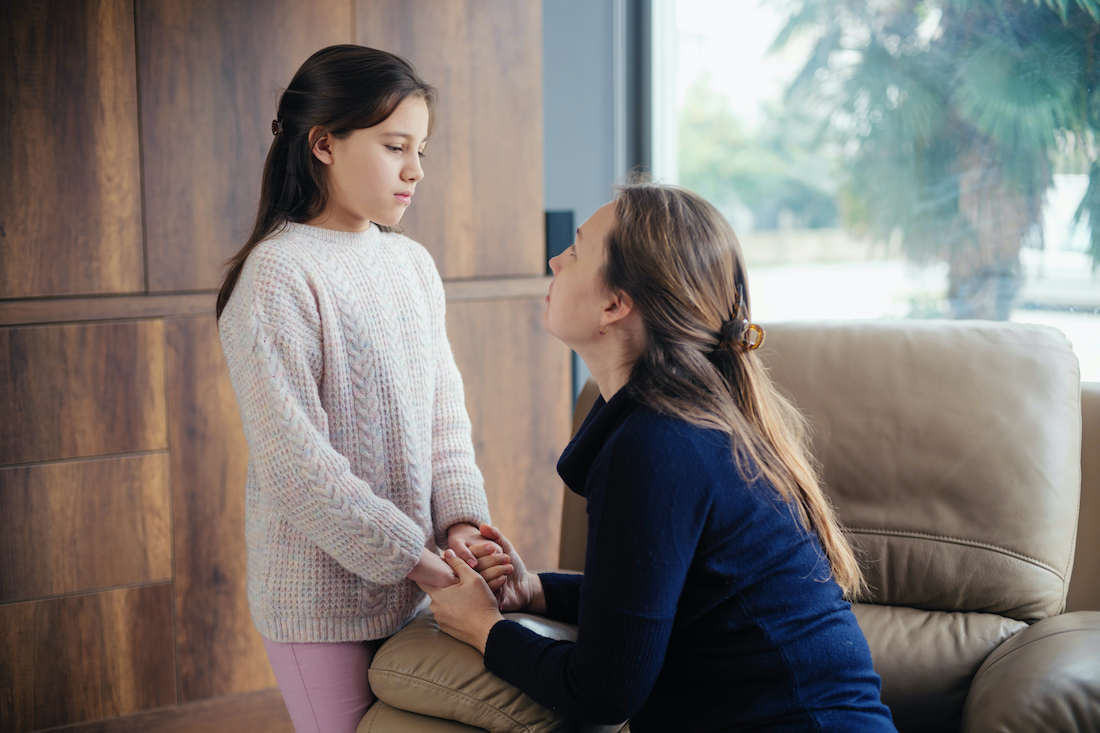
top-left (484, 618), bottom-right (561, 685)
top-left (539, 572), bottom-right (583, 624)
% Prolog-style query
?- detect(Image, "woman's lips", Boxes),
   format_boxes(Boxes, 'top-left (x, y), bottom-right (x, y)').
top-left (395, 193), bottom-right (412, 205)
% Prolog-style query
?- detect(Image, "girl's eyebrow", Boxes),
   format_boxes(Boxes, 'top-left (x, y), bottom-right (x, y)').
top-left (381, 131), bottom-right (428, 144)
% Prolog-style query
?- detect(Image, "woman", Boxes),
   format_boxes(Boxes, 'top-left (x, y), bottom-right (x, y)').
top-left (422, 181), bottom-right (896, 732)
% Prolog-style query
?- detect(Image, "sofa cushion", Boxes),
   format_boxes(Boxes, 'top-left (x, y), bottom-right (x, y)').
top-left (852, 603), bottom-right (1026, 732)
top-left (358, 701), bottom-right (486, 732)
top-left (757, 321), bottom-right (1081, 621)
top-left (368, 608), bottom-right (626, 733)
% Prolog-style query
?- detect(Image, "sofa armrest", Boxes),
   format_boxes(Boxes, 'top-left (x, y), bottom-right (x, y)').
top-left (961, 611), bottom-right (1100, 732)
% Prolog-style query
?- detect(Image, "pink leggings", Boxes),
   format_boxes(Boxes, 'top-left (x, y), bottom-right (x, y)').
top-left (263, 636), bottom-right (381, 733)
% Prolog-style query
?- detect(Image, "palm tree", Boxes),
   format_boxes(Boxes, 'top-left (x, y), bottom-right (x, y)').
top-left (771, 0), bottom-right (1100, 318)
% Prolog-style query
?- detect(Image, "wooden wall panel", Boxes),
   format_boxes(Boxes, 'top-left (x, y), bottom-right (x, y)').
top-left (447, 296), bottom-right (572, 571)
top-left (0, 454), bottom-right (171, 603)
top-left (49, 689), bottom-right (293, 733)
top-left (0, 584), bottom-right (176, 732)
top-left (136, 0), bottom-right (350, 292)
top-left (0, 1), bottom-right (144, 299)
top-left (0, 321), bottom-right (167, 465)
top-left (357, 0), bottom-right (545, 280)
top-left (165, 316), bottom-right (275, 703)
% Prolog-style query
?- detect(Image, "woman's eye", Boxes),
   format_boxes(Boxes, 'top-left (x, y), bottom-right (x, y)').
top-left (386, 145), bottom-right (403, 153)
top-left (418, 151), bottom-right (426, 159)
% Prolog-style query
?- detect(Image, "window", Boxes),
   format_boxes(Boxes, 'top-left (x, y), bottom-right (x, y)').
top-left (655, 0), bottom-right (1100, 380)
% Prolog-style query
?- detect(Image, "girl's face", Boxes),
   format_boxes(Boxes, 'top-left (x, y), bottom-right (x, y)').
top-left (311, 96), bottom-right (430, 231)
top-left (543, 202), bottom-right (618, 348)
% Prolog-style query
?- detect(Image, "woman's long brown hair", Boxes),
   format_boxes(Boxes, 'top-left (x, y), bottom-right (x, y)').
top-left (604, 179), bottom-right (865, 598)
top-left (215, 45), bottom-right (436, 320)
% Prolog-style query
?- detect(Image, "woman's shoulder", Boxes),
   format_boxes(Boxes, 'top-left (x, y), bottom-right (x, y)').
top-left (615, 403), bottom-right (727, 462)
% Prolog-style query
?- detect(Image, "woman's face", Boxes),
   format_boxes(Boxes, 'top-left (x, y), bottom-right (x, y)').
top-left (316, 96), bottom-right (429, 230)
top-left (543, 202), bottom-right (617, 348)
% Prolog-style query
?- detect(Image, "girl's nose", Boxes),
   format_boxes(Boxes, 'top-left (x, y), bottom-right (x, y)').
top-left (405, 156), bottom-right (424, 182)
top-left (548, 254), bottom-right (562, 275)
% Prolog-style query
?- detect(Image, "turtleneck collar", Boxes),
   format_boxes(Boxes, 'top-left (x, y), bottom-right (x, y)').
top-left (556, 386), bottom-right (639, 497)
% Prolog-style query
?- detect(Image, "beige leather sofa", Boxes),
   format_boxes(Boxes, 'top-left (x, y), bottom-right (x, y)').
top-left (358, 321), bottom-right (1100, 733)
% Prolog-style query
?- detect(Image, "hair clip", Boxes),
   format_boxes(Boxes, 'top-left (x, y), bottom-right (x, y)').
top-left (271, 119), bottom-right (281, 136)
top-left (742, 323), bottom-right (765, 350)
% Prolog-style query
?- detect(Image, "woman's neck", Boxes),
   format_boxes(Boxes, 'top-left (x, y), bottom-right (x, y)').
top-left (577, 335), bottom-right (639, 403)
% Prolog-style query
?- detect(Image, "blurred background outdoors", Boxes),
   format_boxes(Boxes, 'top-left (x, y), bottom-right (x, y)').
top-left (656, 0), bottom-right (1100, 380)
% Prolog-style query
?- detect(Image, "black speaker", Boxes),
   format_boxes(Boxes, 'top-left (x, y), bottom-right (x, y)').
top-left (545, 210), bottom-right (575, 275)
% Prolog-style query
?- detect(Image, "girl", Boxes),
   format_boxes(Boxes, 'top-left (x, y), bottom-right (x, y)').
top-left (216, 45), bottom-right (502, 733)
top-left (420, 181), bottom-right (897, 732)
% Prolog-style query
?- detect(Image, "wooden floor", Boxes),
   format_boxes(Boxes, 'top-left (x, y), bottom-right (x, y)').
top-left (40, 690), bottom-right (294, 733)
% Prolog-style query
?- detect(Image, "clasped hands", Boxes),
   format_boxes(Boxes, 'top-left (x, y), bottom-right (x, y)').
top-left (411, 522), bottom-right (542, 654)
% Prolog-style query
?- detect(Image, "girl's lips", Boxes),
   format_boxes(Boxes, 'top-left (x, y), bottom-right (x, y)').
top-left (395, 193), bottom-right (412, 204)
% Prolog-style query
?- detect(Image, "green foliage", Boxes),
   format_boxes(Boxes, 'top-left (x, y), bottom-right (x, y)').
top-left (678, 77), bottom-right (840, 229)
top-left (768, 0), bottom-right (1100, 313)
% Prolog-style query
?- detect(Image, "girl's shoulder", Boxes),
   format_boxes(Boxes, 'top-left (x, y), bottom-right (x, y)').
top-left (377, 230), bottom-right (439, 273)
top-left (376, 230), bottom-right (444, 294)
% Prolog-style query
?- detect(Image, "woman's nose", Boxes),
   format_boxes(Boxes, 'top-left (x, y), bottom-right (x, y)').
top-left (548, 254), bottom-right (562, 275)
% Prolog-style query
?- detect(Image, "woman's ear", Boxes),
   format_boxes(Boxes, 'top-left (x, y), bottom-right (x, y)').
top-left (601, 290), bottom-right (636, 329)
top-left (309, 125), bottom-right (334, 165)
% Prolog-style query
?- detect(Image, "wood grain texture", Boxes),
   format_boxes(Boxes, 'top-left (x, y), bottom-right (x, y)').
top-left (0, 0), bottom-right (144, 299)
top-left (443, 276), bottom-right (552, 303)
top-left (0, 321), bottom-right (167, 465)
top-left (136, 0), bottom-right (350, 292)
top-left (0, 292), bottom-right (215, 327)
top-left (0, 454), bottom-right (172, 603)
top-left (0, 584), bottom-right (176, 731)
top-left (42, 689), bottom-right (293, 733)
top-left (447, 296), bottom-right (572, 571)
top-left (165, 316), bottom-right (275, 703)
top-left (356, 0), bottom-right (545, 280)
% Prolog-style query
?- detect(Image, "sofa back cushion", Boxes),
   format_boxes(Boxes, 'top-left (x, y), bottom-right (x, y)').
top-left (758, 320), bottom-right (1080, 622)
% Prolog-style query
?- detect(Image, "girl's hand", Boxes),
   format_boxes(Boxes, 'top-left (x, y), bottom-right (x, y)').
top-left (447, 522), bottom-right (503, 568)
top-left (416, 550), bottom-right (504, 653)
top-left (477, 524), bottom-right (544, 614)
top-left (406, 547), bottom-right (459, 587)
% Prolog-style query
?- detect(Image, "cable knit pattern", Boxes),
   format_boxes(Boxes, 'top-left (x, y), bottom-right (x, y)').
top-left (219, 222), bottom-right (491, 643)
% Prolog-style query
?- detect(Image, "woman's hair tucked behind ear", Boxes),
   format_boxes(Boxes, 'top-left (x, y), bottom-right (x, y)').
top-left (604, 176), bottom-right (866, 599)
top-left (216, 45), bottom-right (437, 319)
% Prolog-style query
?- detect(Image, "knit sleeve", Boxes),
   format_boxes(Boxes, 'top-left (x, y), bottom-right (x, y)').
top-left (423, 256), bottom-right (491, 547)
top-left (219, 266), bottom-right (427, 585)
top-left (482, 422), bottom-right (706, 724)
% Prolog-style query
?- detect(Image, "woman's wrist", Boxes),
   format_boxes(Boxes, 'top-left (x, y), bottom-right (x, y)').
top-left (524, 574), bottom-right (547, 614)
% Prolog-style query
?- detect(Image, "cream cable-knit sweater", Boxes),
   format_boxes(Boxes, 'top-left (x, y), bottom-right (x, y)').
top-left (219, 222), bottom-right (491, 643)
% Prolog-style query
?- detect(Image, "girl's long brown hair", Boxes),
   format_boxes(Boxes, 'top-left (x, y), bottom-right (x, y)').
top-left (216, 45), bottom-right (436, 320)
top-left (605, 179), bottom-right (865, 598)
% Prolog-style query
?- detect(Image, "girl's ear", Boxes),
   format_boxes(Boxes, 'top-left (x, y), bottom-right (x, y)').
top-left (309, 125), bottom-right (334, 165)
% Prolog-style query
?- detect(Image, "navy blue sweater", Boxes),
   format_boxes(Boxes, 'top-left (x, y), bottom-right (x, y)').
top-left (483, 388), bottom-right (895, 732)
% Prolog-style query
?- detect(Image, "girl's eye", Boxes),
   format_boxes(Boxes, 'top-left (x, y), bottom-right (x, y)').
top-left (386, 145), bottom-right (403, 153)
top-left (418, 151), bottom-right (426, 159)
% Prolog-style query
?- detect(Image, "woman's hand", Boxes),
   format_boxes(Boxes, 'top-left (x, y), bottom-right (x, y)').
top-left (406, 547), bottom-right (459, 587)
top-left (416, 550), bottom-right (504, 653)
top-left (447, 522), bottom-right (503, 568)
top-left (476, 524), bottom-right (545, 614)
